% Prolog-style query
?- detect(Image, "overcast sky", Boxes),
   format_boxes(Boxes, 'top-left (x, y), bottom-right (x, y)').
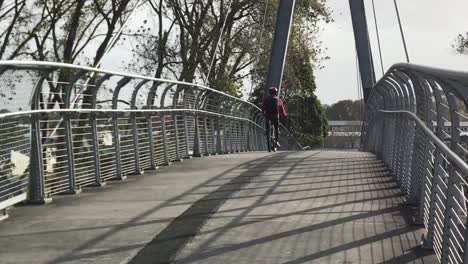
top-left (315, 0), bottom-right (468, 105)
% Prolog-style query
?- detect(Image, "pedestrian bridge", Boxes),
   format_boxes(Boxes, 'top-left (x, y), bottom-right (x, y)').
top-left (0, 151), bottom-right (436, 263)
top-left (1, 61), bottom-right (468, 264)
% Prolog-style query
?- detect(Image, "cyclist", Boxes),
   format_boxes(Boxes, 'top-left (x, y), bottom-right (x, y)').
top-left (262, 87), bottom-right (287, 151)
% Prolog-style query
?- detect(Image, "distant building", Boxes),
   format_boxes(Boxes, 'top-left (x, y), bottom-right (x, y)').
top-left (324, 120), bottom-right (468, 149)
top-left (325, 121), bottom-right (362, 149)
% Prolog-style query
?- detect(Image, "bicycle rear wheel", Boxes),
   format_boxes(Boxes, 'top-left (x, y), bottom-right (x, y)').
top-left (270, 124), bottom-right (276, 152)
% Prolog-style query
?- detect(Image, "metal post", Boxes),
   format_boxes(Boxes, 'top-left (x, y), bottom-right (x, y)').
top-left (112, 112), bottom-right (125, 180)
top-left (173, 113), bottom-right (182, 161)
top-left (130, 80), bottom-right (151, 175)
top-left (211, 118), bottom-right (217, 154)
top-left (62, 72), bottom-right (87, 195)
top-left (183, 113), bottom-right (191, 158)
top-left (146, 113), bottom-right (158, 169)
top-left (247, 122), bottom-right (251, 151)
top-left (90, 74), bottom-right (111, 186)
top-left (440, 164), bottom-right (458, 263)
top-left (265, 0), bottom-right (296, 96)
top-left (160, 112), bottom-right (171, 164)
top-left (216, 117), bottom-right (222, 154)
top-left (131, 111), bottom-right (143, 174)
top-left (223, 118), bottom-right (229, 154)
top-left (421, 87), bottom-right (445, 249)
top-left (90, 112), bottom-right (105, 186)
top-left (28, 76), bottom-right (51, 204)
top-left (234, 121), bottom-right (239, 152)
top-left (252, 123), bottom-right (258, 151)
top-left (229, 120), bottom-right (234, 153)
top-left (63, 112), bottom-right (80, 194)
top-left (112, 77), bottom-right (131, 180)
top-left (29, 113), bottom-right (51, 203)
top-left (203, 116), bottom-right (209, 155)
top-left (239, 122), bottom-right (245, 152)
top-left (237, 121), bottom-right (242, 152)
top-left (193, 113), bottom-right (202, 157)
top-left (242, 122), bottom-right (246, 152)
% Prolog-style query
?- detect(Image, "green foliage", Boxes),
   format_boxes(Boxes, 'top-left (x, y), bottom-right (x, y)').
top-left (324, 100), bottom-right (364, 121)
top-left (454, 33), bottom-right (468, 54)
top-left (249, 0), bottom-right (330, 148)
top-left (283, 95), bottom-right (329, 147)
top-left (214, 72), bottom-right (242, 98)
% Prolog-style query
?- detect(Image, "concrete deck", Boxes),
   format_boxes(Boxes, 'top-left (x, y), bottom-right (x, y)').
top-left (0, 151), bottom-right (437, 264)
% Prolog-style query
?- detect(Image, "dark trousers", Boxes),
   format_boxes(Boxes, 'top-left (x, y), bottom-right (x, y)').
top-left (266, 118), bottom-right (279, 141)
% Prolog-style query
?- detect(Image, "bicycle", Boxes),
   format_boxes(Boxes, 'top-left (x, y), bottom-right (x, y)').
top-left (266, 121), bottom-right (277, 152)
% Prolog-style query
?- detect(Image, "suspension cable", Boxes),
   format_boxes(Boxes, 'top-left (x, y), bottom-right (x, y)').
top-left (356, 53), bottom-right (364, 122)
top-left (371, 0), bottom-right (384, 76)
top-left (79, 0), bottom-right (143, 93)
top-left (355, 53), bottom-right (366, 148)
top-left (248, 0), bottom-right (270, 98)
top-left (205, 0), bottom-right (234, 85)
top-left (393, 0), bottom-right (410, 63)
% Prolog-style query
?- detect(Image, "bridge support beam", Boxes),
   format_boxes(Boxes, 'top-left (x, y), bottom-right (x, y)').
top-left (265, 0), bottom-right (296, 97)
top-left (349, 0), bottom-right (376, 101)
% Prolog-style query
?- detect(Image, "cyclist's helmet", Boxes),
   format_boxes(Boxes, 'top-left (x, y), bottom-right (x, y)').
top-left (269, 87), bottom-right (278, 96)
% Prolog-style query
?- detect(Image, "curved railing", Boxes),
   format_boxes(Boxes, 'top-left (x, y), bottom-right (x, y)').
top-left (365, 63), bottom-right (468, 263)
top-left (0, 61), bottom-right (302, 215)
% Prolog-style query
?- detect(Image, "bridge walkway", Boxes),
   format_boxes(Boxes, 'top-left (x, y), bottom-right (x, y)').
top-left (0, 151), bottom-right (436, 264)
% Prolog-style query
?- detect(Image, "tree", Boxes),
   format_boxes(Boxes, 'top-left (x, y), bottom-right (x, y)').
top-left (1, 0), bottom-right (331, 149)
top-left (284, 95), bottom-right (328, 147)
top-left (0, 1), bottom-right (144, 187)
top-left (325, 100), bottom-right (363, 121)
top-left (249, 0), bottom-right (331, 147)
top-left (1, 0), bottom-right (140, 111)
top-left (129, 0), bottom-right (267, 97)
top-left (126, 0), bottom-right (177, 79)
top-left (454, 33), bottom-right (468, 54)
top-left (200, 0), bottom-right (259, 96)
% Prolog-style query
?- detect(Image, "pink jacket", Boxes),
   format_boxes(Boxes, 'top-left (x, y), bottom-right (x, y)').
top-left (262, 97), bottom-right (287, 120)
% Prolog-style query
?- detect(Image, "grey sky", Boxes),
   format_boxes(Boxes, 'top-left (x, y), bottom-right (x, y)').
top-left (316, 0), bottom-right (468, 105)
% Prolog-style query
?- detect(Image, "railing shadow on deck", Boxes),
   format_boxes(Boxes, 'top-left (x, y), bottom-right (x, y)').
top-left (120, 151), bottom-right (436, 264)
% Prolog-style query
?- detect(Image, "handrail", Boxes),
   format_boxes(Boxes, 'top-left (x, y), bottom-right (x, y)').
top-left (379, 110), bottom-right (468, 175)
top-left (0, 61), bottom-right (303, 220)
top-left (0, 60), bottom-right (263, 111)
top-left (365, 61), bottom-right (468, 264)
top-left (0, 108), bottom-right (265, 129)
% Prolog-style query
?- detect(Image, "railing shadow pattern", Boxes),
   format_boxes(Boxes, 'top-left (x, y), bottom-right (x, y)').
top-left (122, 151), bottom-right (435, 264)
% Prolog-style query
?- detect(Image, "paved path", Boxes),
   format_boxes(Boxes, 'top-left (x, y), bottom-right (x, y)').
top-left (0, 151), bottom-right (436, 264)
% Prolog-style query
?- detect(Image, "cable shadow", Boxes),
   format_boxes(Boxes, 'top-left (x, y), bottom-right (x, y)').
top-left (127, 152), bottom-right (320, 264)
top-left (170, 152), bottom-right (436, 264)
top-left (210, 167), bottom-right (389, 181)
top-left (192, 193), bottom-right (405, 237)
top-left (377, 246), bottom-right (435, 264)
top-left (280, 225), bottom-right (422, 264)
top-left (200, 173), bottom-right (392, 188)
top-left (175, 205), bottom-right (408, 263)
top-left (189, 179), bottom-right (395, 195)
top-left (169, 185), bottom-right (399, 206)
top-left (44, 152), bottom-right (299, 264)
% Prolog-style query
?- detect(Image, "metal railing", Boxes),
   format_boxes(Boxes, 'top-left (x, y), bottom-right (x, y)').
top-left (0, 61), bottom-right (302, 216)
top-left (365, 63), bottom-right (468, 264)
